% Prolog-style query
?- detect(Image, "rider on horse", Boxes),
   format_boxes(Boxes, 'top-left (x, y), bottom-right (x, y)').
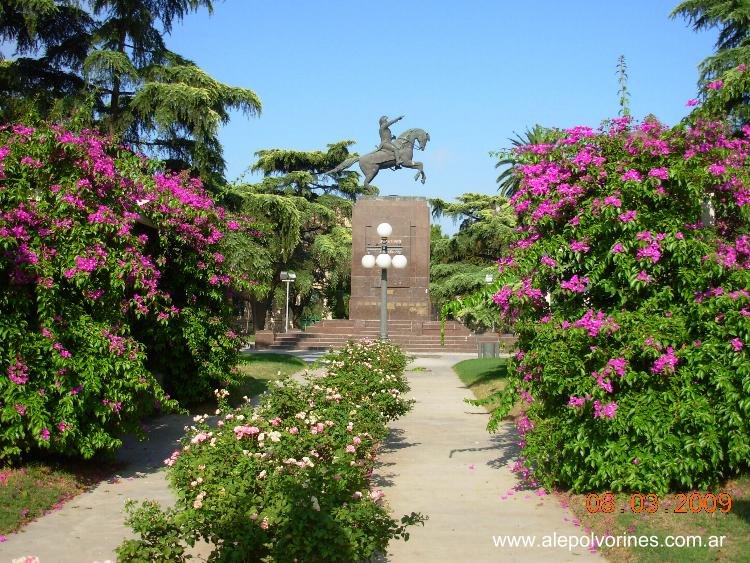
top-left (378, 115), bottom-right (404, 168)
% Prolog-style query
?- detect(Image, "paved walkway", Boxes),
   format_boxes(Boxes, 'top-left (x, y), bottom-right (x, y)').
top-left (375, 354), bottom-right (599, 562)
top-left (0, 415), bottom-right (210, 563)
top-left (0, 354), bottom-right (599, 562)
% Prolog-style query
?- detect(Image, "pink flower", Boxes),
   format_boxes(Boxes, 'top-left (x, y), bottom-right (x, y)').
top-left (561, 275), bottom-right (589, 293)
top-left (708, 163), bottom-right (726, 176)
top-left (648, 167), bottom-right (669, 180)
top-left (618, 210), bottom-right (636, 223)
top-left (572, 309), bottom-right (620, 337)
top-left (260, 517), bottom-right (269, 530)
top-left (8, 359), bottom-right (29, 384)
top-left (637, 242), bottom-right (661, 263)
top-left (14, 404), bottom-right (27, 416)
top-left (20, 156), bottom-right (43, 168)
top-left (602, 195), bottom-right (622, 208)
top-left (706, 80), bottom-right (723, 90)
top-left (686, 99), bottom-right (700, 107)
top-left (233, 425), bottom-right (260, 439)
top-left (636, 270), bottom-right (651, 283)
top-left (621, 169), bottom-right (642, 182)
top-left (346, 444), bottom-right (356, 453)
top-left (731, 338), bottom-right (744, 352)
top-left (611, 242), bottom-right (625, 254)
top-left (593, 400), bottom-right (617, 419)
top-left (568, 395), bottom-right (586, 408)
top-left (652, 347), bottom-right (678, 374)
top-left (570, 240), bottom-right (590, 253)
top-left (606, 357), bottom-right (627, 377)
top-left (541, 255), bottom-right (557, 267)
top-left (40, 428), bottom-right (50, 441)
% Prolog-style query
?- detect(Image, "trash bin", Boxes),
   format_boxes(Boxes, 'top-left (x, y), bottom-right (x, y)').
top-left (478, 341), bottom-right (499, 358)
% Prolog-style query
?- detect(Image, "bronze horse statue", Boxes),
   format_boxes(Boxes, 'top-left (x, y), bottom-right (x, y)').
top-left (324, 128), bottom-right (430, 186)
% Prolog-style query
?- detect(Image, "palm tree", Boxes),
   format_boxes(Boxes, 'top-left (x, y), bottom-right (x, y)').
top-left (492, 125), bottom-right (559, 198)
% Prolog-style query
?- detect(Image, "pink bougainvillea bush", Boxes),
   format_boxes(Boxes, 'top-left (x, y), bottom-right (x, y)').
top-left (0, 122), bottom-right (259, 460)
top-left (488, 115), bottom-right (750, 492)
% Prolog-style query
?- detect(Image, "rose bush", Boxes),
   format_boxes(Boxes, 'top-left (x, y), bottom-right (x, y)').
top-left (0, 122), bottom-right (259, 460)
top-left (117, 339), bottom-right (424, 562)
top-left (485, 109), bottom-right (750, 492)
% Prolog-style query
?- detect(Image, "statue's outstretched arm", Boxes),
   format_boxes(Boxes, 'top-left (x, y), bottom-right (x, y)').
top-left (387, 115), bottom-right (404, 127)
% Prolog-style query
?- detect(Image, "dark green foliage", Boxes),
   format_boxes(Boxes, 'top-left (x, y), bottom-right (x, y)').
top-left (0, 0), bottom-right (260, 190)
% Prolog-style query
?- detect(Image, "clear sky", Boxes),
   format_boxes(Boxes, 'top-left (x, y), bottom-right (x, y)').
top-left (166, 0), bottom-right (716, 233)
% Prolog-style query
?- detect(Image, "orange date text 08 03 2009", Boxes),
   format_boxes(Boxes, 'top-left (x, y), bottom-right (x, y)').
top-left (585, 492), bottom-right (733, 514)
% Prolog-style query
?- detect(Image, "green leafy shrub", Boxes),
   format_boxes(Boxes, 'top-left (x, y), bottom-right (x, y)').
top-left (486, 107), bottom-right (750, 492)
top-left (0, 122), bottom-right (259, 460)
top-left (117, 339), bottom-right (424, 562)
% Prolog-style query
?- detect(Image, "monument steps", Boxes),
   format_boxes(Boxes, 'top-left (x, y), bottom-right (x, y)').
top-left (259, 319), bottom-right (501, 354)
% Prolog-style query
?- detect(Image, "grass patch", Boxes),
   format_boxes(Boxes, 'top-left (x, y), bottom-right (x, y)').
top-left (0, 460), bottom-right (117, 535)
top-left (232, 352), bottom-right (308, 400)
top-left (453, 357), bottom-right (511, 413)
top-left (560, 476), bottom-right (750, 561)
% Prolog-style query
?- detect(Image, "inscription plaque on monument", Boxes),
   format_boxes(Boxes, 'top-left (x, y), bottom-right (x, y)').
top-left (350, 197), bottom-right (431, 320)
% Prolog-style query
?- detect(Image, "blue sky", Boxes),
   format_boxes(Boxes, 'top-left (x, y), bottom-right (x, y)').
top-left (166, 0), bottom-right (716, 233)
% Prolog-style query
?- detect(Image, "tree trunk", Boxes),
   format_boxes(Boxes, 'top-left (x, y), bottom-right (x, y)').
top-left (251, 295), bottom-right (272, 332)
top-left (109, 27), bottom-right (127, 135)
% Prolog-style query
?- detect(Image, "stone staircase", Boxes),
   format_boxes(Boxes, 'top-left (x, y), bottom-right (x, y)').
top-left (256, 319), bottom-right (509, 354)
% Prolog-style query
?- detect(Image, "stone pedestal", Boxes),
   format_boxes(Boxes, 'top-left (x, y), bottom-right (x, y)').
top-left (349, 197), bottom-right (431, 320)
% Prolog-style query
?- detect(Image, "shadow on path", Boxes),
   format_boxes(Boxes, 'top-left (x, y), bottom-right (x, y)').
top-left (372, 428), bottom-right (420, 488)
top-left (113, 413), bottom-right (194, 478)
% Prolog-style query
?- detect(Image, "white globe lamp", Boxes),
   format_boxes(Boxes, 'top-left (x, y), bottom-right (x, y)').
top-left (375, 253), bottom-right (392, 269)
top-left (361, 254), bottom-right (376, 269)
top-left (392, 254), bottom-right (408, 269)
top-left (376, 222), bottom-right (393, 238)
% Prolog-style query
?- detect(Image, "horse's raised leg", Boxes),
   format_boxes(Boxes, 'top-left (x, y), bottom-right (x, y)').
top-left (360, 161), bottom-right (379, 186)
top-left (403, 160), bottom-right (425, 184)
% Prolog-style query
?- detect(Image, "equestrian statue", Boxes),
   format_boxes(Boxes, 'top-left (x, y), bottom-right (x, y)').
top-left (324, 115), bottom-right (430, 186)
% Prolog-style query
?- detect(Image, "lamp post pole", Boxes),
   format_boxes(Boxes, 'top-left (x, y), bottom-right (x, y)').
top-left (284, 280), bottom-right (291, 333)
top-left (380, 237), bottom-right (388, 340)
top-left (361, 222), bottom-right (407, 341)
top-left (280, 271), bottom-right (296, 333)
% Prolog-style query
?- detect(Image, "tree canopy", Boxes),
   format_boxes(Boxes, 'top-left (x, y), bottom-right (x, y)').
top-left (229, 142), bottom-right (377, 330)
top-left (0, 0), bottom-right (261, 190)
top-left (672, 0), bottom-right (750, 125)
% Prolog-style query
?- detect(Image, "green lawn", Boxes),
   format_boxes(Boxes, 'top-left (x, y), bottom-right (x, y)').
top-left (232, 352), bottom-right (308, 402)
top-left (561, 476), bottom-right (750, 562)
top-left (0, 461), bottom-right (118, 535)
top-left (452, 357), bottom-right (510, 412)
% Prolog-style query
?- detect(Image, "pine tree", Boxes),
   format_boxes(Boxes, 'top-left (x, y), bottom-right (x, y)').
top-left (229, 142), bottom-right (376, 331)
top-left (672, 0), bottom-right (750, 124)
top-left (1, 0), bottom-right (261, 190)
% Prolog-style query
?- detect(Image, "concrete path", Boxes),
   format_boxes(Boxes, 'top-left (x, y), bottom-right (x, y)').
top-left (376, 354), bottom-right (600, 562)
top-left (0, 354), bottom-right (599, 562)
top-left (0, 414), bottom-right (210, 563)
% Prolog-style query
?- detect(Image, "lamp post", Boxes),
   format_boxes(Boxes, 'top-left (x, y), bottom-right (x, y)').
top-left (280, 271), bottom-right (296, 332)
top-left (361, 222), bottom-right (407, 340)
top-left (485, 274), bottom-right (495, 332)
